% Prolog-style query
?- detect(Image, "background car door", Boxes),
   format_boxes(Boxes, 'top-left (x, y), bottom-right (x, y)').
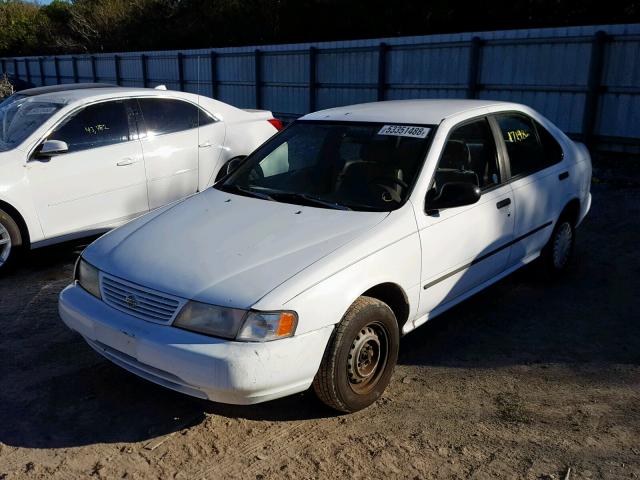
top-left (137, 98), bottom-right (204, 209)
top-left (493, 113), bottom-right (567, 265)
top-left (196, 108), bottom-right (226, 189)
top-left (27, 99), bottom-right (148, 239)
top-left (415, 117), bottom-right (515, 317)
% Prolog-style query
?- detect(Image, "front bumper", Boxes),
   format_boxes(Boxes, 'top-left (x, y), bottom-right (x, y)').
top-left (59, 284), bottom-right (333, 405)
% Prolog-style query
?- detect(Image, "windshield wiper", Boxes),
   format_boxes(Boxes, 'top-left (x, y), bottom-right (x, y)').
top-left (269, 191), bottom-right (351, 211)
top-left (218, 184), bottom-right (274, 201)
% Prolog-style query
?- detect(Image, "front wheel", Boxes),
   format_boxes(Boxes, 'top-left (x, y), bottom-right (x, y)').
top-left (313, 296), bottom-right (399, 413)
top-left (0, 209), bottom-right (22, 272)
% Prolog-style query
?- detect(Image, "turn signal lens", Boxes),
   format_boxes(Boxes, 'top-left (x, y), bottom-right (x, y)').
top-left (236, 310), bottom-right (298, 342)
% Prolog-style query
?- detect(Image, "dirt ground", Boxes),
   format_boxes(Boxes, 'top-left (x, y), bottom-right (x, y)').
top-left (1, 157), bottom-right (639, 480)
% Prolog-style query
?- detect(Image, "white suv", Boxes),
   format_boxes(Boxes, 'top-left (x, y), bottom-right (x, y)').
top-left (0, 85), bottom-right (280, 269)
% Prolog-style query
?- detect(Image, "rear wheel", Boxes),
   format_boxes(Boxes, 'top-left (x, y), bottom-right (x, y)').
top-left (0, 208), bottom-right (22, 271)
top-left (313, 296), bottom-right (399, 413)
top-left (540, 216), bottom-right (575, 275)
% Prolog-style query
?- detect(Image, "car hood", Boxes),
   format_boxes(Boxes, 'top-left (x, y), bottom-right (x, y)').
top-left (84, 188), bottom-right (389, 308)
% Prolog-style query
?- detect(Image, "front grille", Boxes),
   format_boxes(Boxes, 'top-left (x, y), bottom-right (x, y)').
top-left (100, 274), bottom-right (185, 324)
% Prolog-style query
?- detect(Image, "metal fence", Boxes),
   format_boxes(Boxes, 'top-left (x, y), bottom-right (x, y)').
top-left (2, 23), bottom-right (640, 152)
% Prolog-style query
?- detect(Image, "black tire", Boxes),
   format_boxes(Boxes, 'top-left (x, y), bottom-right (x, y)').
top-left (0, 208), bottom-right (22, 272)
top-left (539, 216), bottom-right (575, 276)
top-left (313, 296), bottom-right (399, 413)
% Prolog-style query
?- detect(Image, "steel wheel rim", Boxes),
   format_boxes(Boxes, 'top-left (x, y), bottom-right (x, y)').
top-left (347, 322), bottom-right (389, 395)
top-left (553, 222), bottom-right (572, 269)
top-left (0, 223), bottom-right (11, 267)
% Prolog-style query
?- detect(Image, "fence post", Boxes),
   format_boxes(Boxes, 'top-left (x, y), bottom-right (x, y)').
top-left (467, 36), bottom-right (482, 99)
top-left (38, 57), bottom-right (45, 86)
top-left (72, 56), bottom-right (79, 83)
top-left (377, 42), bottom-right (388, 101)
top-left (90, 55), bottom-right (97, 82)
top-left (210, 51), bottom-right (218, 98)
top-left (308, 47), bottom-right (316, 112)
top-left (13, 59), bottom-right (19, 78)
top-left (141, 54), bottom-right (148, 88)
top-left (254, 49), bottom-right (262, 109)
top-left (1, 59), bottom-right (5, 75)
top-left (114, 55), bottom-right (121, 85)
top-left (54, 57), bottom-right (60, 84)
top-left (177, 52), bottom-right (185, 91)
top-left (25, 59), bottom-right (32, 84)
top-left (582, 30), bottom-right (606, 149)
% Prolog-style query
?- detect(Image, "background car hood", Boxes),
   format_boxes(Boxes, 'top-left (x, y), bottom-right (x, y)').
top-left (84, 188), bottom-right (389, 308)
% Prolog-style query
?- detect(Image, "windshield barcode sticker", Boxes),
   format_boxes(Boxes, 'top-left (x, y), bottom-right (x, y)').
top-left (378, 125), bottom-right (429, 138)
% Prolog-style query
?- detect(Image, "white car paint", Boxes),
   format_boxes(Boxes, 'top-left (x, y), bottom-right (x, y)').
top-left (0, 86), bottom-right (278, 250)
top-left (59, 99), bottom-right (592, 405)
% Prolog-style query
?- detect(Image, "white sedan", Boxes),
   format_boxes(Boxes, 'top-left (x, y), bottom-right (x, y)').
top-left (0, 85), bottom-right (280, 269)
top-left (59, 99), bottom-right (592, 412)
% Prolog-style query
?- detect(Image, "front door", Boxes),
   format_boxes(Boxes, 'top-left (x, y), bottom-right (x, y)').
top-left (28, 99), bottom-right (148, 239)
top-left (415, 117), bottom-right (515, 318)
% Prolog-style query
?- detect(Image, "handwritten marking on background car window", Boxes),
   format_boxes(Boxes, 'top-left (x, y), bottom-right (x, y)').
top-left (505, 129), bottom-right (530, 142)
top-left (378, 125), bottom-right (430, 138)
top-left (84, 124), bottom-right (110, 135)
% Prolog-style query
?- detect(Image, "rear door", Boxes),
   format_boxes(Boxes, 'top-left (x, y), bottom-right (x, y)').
top-left (416, 116), bottom-right (515, 317)
top-left (136, 98), bottom-right (201, 209)
top-left (492, 113), bottom-right (567, 264)
top-left (27, 99), bottom-right (148, 238)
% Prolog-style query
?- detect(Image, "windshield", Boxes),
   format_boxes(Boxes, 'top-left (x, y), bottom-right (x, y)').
top-left (217, 121), bottom-right (434, 211)
top-left (0, 97), bottom-right (63, 151)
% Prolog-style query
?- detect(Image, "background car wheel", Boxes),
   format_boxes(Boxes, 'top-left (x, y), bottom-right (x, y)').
top-left (313, 296), bottom-right (399, 413)
top-left (0, 208), bottom-right (22, 272)
top-left (540, 216), bottom-right (575, 276)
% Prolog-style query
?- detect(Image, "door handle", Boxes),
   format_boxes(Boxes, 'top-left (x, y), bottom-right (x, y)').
top-left (496, 198), bottom-right (511, 209)
top-left (198, 142), bottom-right (212, 148)
top-left (559, 171), bottom-right (569, 181)
top-left (116, 158), bottom-right (135, 166)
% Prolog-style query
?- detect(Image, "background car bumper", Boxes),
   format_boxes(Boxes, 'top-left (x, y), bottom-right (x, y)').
top-left (58, 284), bottom-right (333, 405)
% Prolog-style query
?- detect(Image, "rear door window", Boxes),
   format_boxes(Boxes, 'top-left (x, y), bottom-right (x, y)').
top-left (137, 98), bottom-right (214, 136)
top-left (495, 113), bottom-right (562, 178)
top-left (48, 100), bottom-right (131, 153)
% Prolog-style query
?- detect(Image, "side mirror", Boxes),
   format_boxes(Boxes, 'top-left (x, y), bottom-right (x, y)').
top-left (225, 157), bottom-right (243, 176)
top-left (36, 140), bottom-right (69, 158)
top-left (426, 181), bottom-right (481, 212)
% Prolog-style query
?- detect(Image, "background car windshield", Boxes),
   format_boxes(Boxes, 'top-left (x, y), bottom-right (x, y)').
top-left (0, 98), bottom-right (63, 150)
top-left (219, 121), bottom-right (433, 211)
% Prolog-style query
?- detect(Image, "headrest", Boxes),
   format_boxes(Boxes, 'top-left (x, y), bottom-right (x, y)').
top-left (440, 140), bottom-right (470, 170)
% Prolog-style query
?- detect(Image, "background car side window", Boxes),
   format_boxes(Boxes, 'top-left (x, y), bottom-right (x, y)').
top-left (434, 118), bottom-right (500, 192)
top-left (496, 114), bottom-right (562, 178)
top-left (48, 101), bottom-right (131, 153)
top-left (137, 99), bottom-right (213, 136)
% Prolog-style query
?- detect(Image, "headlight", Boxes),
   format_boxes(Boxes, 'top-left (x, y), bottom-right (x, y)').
top-left (75, 258), bottom-right (101, 299)
top-left (173, 301), bottom-right (247, 339)
top-left (236, 311), bottom-right (298, 342)
top-left (173, 302), bottom-right (298, 342)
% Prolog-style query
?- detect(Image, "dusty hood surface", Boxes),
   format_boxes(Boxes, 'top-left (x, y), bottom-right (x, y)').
top-left (84, 188), bottom-right (388, 308)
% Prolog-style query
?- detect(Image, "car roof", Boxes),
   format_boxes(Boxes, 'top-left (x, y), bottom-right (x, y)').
top-left (14, 83), bottom-right (116, 97)
top-left (17, 86), bottom-right (196, 105)
top-left (300, 99), bottom-right (522, 124)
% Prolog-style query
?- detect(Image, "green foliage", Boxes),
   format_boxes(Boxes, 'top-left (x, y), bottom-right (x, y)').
top-left (0, 0), bottom-right (638, 56)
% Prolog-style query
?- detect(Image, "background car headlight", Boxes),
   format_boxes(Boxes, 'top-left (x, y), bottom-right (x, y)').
top-left (173, 301), bottom-right (247, 339)
top-left (236, 311), bottom-right (298, 342)
top-left (75, 258), bottom-right (101, 299)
